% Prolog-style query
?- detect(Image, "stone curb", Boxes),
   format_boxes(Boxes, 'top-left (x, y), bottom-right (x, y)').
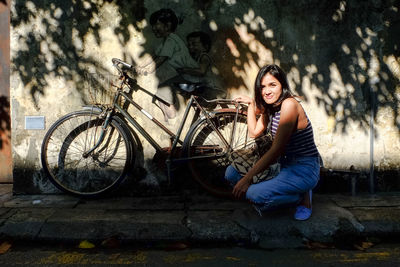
top-left (0, 194), bottom-right (385, 248)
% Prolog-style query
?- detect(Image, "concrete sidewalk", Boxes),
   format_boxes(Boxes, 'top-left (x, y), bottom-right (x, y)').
top-left (0, 183), bottom-right (399, 248)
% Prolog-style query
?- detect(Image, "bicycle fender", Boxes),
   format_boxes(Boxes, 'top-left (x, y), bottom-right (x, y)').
top-left (82, 105), bottom-right (103, 113)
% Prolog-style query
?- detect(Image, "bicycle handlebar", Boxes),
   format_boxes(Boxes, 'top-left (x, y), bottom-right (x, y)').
top-left (112, 58), bottom-right (133, 69)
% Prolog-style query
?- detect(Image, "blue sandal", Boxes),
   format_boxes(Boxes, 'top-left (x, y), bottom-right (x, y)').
top-left (294, 190), bottom-right (312, 221)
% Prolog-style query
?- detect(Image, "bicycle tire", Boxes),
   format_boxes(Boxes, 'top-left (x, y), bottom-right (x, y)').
top-left (41, 109), bottom-right (132, 197)
top-left (183, 109), bottom-right (251, 197)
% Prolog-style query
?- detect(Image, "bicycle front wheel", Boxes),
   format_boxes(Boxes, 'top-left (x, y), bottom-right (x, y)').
top-left (41, 109), bottom-right (132, 197)
top-left (183, 109), bottom-right (251, 197)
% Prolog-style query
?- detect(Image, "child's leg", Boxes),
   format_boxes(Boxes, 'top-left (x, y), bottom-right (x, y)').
top-left (156, 75), bottom-right (191, 120)
top-left (158, 101), bottom-right (176, 121)
top-left (156, 83), bottom-right (176, 121)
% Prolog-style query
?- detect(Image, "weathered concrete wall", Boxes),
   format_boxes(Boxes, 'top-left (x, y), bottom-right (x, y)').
top-left (0, 0), bottom-right (12, 183)
top-left (10, 0), bottom-right (400, 194)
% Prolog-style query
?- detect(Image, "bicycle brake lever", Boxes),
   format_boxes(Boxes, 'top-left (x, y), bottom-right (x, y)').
top-left (126, 76), bottom-right (137, 88)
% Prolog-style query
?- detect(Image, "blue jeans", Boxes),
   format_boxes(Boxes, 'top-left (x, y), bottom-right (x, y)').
top-left (225, 156), bottom-right (320, 213)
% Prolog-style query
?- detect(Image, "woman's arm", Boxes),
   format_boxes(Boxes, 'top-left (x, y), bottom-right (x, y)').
top-left (234, 96), bottom-right (267, 138)
top-left (232, 98), bottom-right (300, 198)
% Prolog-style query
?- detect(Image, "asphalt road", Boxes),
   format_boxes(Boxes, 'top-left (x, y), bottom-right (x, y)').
top-left (0, 241), bottom-right (399, 266)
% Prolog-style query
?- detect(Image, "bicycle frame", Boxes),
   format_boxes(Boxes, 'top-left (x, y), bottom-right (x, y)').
top-left (40, 58), bottom-right (253, 197)
top-left (88, 59), bottom-right (245, 171)
top-left (112, 79), bottom-right (238, 158)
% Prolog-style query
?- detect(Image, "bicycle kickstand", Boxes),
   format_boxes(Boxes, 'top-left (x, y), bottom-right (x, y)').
top-left (165, 157), bottom-right (173, 186)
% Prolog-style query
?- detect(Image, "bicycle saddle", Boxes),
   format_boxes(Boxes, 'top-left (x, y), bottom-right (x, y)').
top-left (176, 83), bottom-right (207, 94)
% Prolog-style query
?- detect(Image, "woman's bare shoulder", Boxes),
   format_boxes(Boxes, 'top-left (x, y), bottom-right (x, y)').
top-left (281, 97), bottom-right (300, 110)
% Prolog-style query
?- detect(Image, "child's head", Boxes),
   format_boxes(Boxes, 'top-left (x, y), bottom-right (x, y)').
top-left (186, 31), bottom-right (211, 59)
top-left (150, 9), bottom-right (178, 38)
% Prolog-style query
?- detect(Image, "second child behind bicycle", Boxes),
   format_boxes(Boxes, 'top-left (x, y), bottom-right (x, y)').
top-left (176, 31), bottom-right (212, 81)
top-left (135, 8), bottom-right (200, 122)
top-left (176, 31), bottom-right (225, 100)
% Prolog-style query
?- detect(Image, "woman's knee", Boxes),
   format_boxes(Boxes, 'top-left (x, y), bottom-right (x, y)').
top-left (224, 165), bottom-right (242, 186)
top-left (246, 185), bottom-right (270, 204)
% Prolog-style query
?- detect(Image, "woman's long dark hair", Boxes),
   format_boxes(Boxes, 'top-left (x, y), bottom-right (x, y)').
top-left (254, 64), bottom-right (293, 115)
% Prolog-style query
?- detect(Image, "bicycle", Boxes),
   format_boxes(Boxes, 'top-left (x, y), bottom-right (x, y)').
top-left (41, 58), bottom-right (253, 198)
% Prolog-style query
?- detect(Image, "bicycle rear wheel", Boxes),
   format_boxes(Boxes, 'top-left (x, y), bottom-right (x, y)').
top-left (41, 109), bottom-right (132, 197)
top-left (183, 109), bottom-right (251, 197)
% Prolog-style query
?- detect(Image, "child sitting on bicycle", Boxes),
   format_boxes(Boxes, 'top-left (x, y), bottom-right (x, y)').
top-left (176, 31), bottom-right (224, 99)
top-left (135, 8), bottom-right (201, 122)
top-left (176, 31), bottom-right (212, 80)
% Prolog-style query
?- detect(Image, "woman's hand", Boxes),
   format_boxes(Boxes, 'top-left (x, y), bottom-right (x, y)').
top-left (233, 95), bottom-right (253, 105)
top-left (234, 96), bottom-right (263, 114)
top-left (232, 175), bottom-right (252, 199)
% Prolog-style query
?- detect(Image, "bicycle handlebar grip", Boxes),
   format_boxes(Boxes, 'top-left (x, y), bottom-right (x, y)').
top-left (112, 58), bottom-right (133, 69)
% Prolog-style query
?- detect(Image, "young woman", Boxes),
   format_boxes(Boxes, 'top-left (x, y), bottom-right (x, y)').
top-left (225, 64), bottom-right (320, 220)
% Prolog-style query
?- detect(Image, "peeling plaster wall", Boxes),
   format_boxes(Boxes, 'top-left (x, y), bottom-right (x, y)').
top-left (0, 0), bottom-right (12, 183)
top-left (10, 0), bottom-right (400, 194)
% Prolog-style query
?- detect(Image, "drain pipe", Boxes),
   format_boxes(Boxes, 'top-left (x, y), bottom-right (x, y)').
top-left (369, 88), bottom-right (375, 194)
top-left (369, 76), bottom-right (379, 194)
